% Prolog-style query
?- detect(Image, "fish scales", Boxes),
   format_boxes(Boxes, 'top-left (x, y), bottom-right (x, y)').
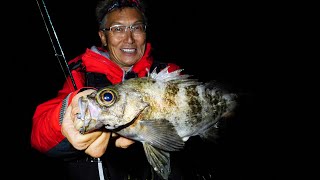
top-left (75, 67), bottom-right (237, 180)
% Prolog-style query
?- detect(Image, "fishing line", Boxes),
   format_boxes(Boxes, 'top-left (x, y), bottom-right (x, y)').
top-left (35, 0), bottom-right (77, 90)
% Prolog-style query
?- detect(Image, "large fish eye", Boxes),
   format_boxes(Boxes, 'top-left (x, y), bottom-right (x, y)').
top-left (96, 88), bottom-right (118, 107)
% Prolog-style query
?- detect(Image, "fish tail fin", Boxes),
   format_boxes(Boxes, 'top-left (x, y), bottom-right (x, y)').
top-left (199, 110), bottom-right (237, 143)
top-left (198, 80), bottom-right (238, 142)
top-left (198, 121), bottom-right (220, 143)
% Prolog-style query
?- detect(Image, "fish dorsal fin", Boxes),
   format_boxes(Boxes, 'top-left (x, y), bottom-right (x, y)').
top-left (143, 143), bottom-right (170, 180)
top-left (149, 67), bottom-right (190, 82)
top-left (138, 119), bottom-right (185, 151)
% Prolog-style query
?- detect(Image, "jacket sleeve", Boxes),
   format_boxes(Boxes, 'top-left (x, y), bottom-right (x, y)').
top-left (31, 69), bottom-right (86, 159)
top-left (167, 63), bottom-right (180, 72)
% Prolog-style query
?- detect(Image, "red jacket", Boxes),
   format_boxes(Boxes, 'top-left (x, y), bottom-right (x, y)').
top-left (31, 43), bottom-right (180, 156)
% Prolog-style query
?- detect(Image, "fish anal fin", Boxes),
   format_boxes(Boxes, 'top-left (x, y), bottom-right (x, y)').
top-left (143, 143), bottom-right (170, 180)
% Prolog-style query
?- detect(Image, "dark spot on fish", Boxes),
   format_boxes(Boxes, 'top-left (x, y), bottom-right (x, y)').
top-left (206, 89), bottom-right (229, 118)
top-left (165, 83), bottom-right (179, 96)
top-left (185, 86), bottom-right (202, 122)
top-left (164, 83), bottom-right (179, 107)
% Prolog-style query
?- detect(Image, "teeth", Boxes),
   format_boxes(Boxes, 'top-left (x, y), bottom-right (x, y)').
top-left (122, 49), bottom-right (135, 53)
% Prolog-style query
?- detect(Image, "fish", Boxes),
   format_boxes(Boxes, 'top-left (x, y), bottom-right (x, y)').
top-left (75, 67), bottom-right (237, 180)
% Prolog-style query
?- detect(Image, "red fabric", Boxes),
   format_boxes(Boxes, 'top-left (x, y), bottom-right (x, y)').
top-left (31, 89), bottom-right (81, 153)
top-left (31, 43), bottom-right (180, 153)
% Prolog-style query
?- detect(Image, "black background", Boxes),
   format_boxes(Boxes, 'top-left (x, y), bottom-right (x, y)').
top-left (6, 0), bottom-right (277, 179)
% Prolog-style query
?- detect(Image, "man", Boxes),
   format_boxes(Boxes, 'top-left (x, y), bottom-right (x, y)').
top-left (31, 0), bottom-right (180, 179)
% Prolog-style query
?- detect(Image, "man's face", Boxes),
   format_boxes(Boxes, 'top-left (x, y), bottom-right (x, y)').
top-left (99, 8), bottom-right (147, 71)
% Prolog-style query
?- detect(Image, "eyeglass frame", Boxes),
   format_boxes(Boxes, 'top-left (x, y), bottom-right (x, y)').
top-left (101, 23), bottom-right (147, 35)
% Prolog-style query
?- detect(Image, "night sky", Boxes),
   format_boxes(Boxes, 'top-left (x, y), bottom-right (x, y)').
top-left (6, 0), bottom-right (274, 179)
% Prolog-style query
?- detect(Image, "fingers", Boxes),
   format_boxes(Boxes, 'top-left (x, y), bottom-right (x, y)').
top-left (62, 105), bottom-right (103, 150)
top-left (115, 137), bottom-right (135, 149)
top-left (112, 133), bottom-right (135, 148)
top-left (61, 105), bottom-right (79, 139)
top-left (69, 89), bottom-right (97, 132)
top-left (71, 89), bottom-right (96, 107)
top-left (111, 132), bottom-right (118, 137)
top-left (85, 132), bottom-right (111, 158)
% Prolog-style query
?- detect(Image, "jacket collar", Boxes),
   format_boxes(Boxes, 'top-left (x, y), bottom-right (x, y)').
top-left (81, 43), bottom-right (153, 84)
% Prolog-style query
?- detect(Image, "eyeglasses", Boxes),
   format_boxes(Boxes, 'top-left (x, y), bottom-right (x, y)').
top-left (102, 23), bottom-right (146, 37)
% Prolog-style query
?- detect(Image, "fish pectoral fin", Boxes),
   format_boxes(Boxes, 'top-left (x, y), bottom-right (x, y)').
top-left (139, 119), bottom-right (185, 151)
top-left (143, 142), bottom-right (170, 180)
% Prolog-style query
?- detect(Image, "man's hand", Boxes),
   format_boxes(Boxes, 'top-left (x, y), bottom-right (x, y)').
top-left (112, 133), bottom-right (135, 149)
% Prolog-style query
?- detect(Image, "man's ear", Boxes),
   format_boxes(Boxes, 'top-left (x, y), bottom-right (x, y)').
top-left (98, 30), bottom-right (107, 46)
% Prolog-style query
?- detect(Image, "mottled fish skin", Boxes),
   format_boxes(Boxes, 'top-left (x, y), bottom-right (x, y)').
top-left (76, 67), bottom-right (237, 179)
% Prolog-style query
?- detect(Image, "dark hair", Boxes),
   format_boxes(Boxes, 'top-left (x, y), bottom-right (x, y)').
top-left (96, 0), bottom-right (147, 29)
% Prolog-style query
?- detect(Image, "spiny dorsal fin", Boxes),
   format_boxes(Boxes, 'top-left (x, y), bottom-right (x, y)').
top-left (149, 66), bottom-right (190, 82)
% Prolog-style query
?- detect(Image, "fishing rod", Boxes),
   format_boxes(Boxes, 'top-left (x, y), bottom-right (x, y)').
top-left (35, 0), bottom-right (77, 90)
